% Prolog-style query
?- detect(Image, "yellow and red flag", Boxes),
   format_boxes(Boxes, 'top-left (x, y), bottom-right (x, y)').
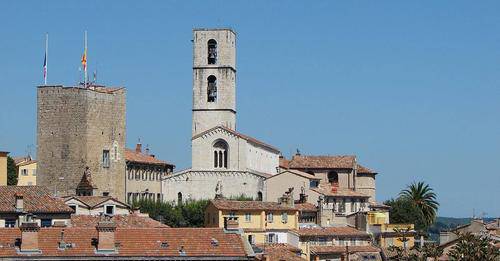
top-left (81, 48), bottom-right (87, 72)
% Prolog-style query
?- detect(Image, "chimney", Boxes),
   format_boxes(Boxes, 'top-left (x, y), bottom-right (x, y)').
top-left (96, 220), bottom-right (117, 251)
top-left (279, 188), bottom-right (294, 208)
top-left (15, 193), bottom-right (24, 212)
top-left (135, 143), bottom-right (142, 153)
top-left (145, 145), bottom-right (150, 155)
top-left (19, 222), bottom-right (40, 252)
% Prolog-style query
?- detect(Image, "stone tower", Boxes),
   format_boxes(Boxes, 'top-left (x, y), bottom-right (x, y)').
top-left (37, 85), bottom-right (126, 200)
top-left (192, 28), bottom-right (237, 136)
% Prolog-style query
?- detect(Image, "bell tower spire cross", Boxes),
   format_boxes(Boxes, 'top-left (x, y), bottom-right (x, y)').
top-left (192, 28), bottom-right (237, 136)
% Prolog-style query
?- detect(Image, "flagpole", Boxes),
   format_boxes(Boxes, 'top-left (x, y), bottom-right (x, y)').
top-left (84, 30), bottom-right (87, 88)
top-left (45, 33), bottom-right (48, 85)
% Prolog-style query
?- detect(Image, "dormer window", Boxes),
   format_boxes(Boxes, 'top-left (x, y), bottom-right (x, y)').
top-left (207, 75), bottom-right (217, 102)
top-left (208, 39), bottom-right (217, 64)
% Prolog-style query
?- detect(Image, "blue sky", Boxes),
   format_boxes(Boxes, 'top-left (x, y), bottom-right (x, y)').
top-left (0, 1), bottom-right (499, 217)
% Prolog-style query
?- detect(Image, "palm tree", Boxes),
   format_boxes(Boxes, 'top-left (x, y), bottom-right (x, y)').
top-left (399, 181), bottom-right (439, 228)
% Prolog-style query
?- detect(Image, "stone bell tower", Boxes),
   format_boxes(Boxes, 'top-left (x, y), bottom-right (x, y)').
top-left (192, 28), bottom-right (237, 136)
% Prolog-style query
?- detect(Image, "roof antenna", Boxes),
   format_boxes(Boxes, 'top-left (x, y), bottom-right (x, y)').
top-left (296, 148), bottom-right (301, 156)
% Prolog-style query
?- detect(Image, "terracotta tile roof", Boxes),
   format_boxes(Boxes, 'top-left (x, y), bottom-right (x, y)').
top-left (192, 126), bottom-right (280, 153)
top-left (311, 183), bottom-right (370, 198)
top-left (17, 160), bottom-right (37, 167)
top-left (295, 203), bottom-right (318, 212)
top-left (0, 186), bottom-right (73, 214)
top-left (357, 164), bottom-right (377, 174)
top-left (279, 157), bottom-right (290, 169)
top-left (268, 169), bottom-right (321, 181)
top-left (76, 168), bottom-right (97, 190)
top-left (125, 148), bottom-right (174, 166)
top-left (255, 244), bottom-right (303, 261)
top-left (70, 214), bottom-right (168, 228)
top-left (288, 155), bottom-right (356, 169)
top-left (12, 156), bottom-right (32, 166)
top-left (255, 243), bottom-right (301, 252)
top-left (310, 245), bottom-right (380, 254)
top-left (0, 227), bottom-right (249, 258)
top-left (293, 226), bottom-right (370, 237)
top-left (210, 199), bottom-right (298, 211)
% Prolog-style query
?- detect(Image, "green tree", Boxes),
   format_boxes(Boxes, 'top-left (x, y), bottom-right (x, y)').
top-left (384, 198), bottom-right (426, 231)
top-left (132, 199), bottom-right (209, 227)
top-left (448, 232), bottom-right (499, 261)
top-left (6, 156), bottom-right (17, 185)
top-left (400, 181), bottom-right (439, 228)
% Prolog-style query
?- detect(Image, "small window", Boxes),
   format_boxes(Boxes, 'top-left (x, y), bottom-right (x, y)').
top-left (309, 180), bottom-right (319, 188)
top-left (266, 212), bottom-right (273, 223)
top-left (245, 213), bottom-right (251, 222)
top-left (127, 193), bottom-right (132, 203)
top-left (102, 150), bottom-right (110, 168)
top-left (41, 219), bottom-right (52, 228)
top-left (267, 233), bottom-right (277, 243)
top-left (21, 169), bottom-right (28, 176)
top-left (5, 219), bottom-right (15, 228)
top-left (248, 235), bottom-right (255, 245)
top-left (177, 192), bottom-right (183, 205)
top-left (102, 192), bottom-right (109, 197)
top-left (228, 212), bottom-right (236, 217)
top-left (281, 212), bottom-right (288, 223)
top-left (105, 205), bottom-right (115, 216)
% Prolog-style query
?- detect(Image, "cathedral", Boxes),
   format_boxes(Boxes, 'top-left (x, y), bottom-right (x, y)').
top-left (162, 29), bottom-right (281, 203)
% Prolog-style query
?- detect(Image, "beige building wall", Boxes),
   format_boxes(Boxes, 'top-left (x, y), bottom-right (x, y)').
top-left (266, 170), bottom-right (320, 203)
top-left (356, 173), bottom-right (376, 201)
top-left (17, 161), bottom-right (37, 186)
top-left (0, 152), bottom-right (7, 186)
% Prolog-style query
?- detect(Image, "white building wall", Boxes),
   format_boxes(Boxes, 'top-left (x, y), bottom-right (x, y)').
top-left (246, 142), bottom-right (279, 175)
top-left (163, 170), bottom-right (265, 203)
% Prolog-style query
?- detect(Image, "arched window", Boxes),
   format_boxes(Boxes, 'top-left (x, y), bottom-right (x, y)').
top-left (207, 75), bottom-right (217, 102)
top-left (257, 191), bottom-right (263, 201)
top-left (328, 171), bottom-right (339, 186)
top-left (208, 39), bottom-right (217, 64)
top-left (213, 140), bottom-right (228, 169)
top-left (177, 192), bottom-right (183, 205)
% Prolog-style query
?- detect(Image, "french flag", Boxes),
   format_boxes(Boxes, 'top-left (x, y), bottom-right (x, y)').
top-left (43, 53), bottom-right (47, 82)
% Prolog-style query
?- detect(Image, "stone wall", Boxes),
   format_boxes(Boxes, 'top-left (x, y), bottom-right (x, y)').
top-left (37, 86), bottom-right (126, 200)
top-left (162, 170), bottom-right (265, 203)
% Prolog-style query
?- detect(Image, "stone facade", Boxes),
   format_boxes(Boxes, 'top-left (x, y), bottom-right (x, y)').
top-left (125, 143), bottom-right (174, 204)
top-left (37, 85), bottom-right (126, 201)
top-left (162, 28), bottom-right (280, 203)
top-left (163, 170), bottom-right (266, 203)
top-left (192, 28), bottom-right (237, 136)
top-left (0, 151), bottom-right (7, 186)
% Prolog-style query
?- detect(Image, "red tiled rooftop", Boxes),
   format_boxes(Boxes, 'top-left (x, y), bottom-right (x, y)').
top-left (311, 183), bottom-right (370, 198)
top-left (70, 214), bottom-right (168, 228)
top-left (0, 186), bottom-right (73, 214)
top-left (310, 245), bottom-right (380, 254)
top-left (125, 148), bottom-right (174, 166)
top-left (65, 196), bottom-right (128, 208)
top-left (0, 227), bottom-right (248, 258)
top-left (288, 155), bottom-right (356, 169)
top-left (295, 203), bottom-right (318, 212)
top-left (210, 199), bottom-right (297, 211)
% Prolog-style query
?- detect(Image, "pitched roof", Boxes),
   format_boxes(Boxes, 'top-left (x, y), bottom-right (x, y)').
top-left (295, 203), bottom-right (318, 212)
top-left (293, 226), bottom-right (370, 237)
top-left (64, 196), bottom-right (129, 209)
top-left (192, 125), bottom-right (280, 153)
top-left (311, 183), bottom-right (370, 198)
top-left (0, 227), bottom-right (249, 258)
top-left (310, 245), bottom-right (380, 254)
top-left (288, 155), bottom-right (356, 169)
top-left (210, 199), bottom-right (297, 211)
top-left (70, 214), bottom-right (168, 228)
top-left (357, 164), bottom-right (377, 174)
top-left (17, 160), bottom-right (37, 167)
top-left (0, 186), bottom-right (74, 214)
top-left (12, 156), bottom-right (32, 165)
top-left (268, 169), bottom-right (321, 181)
top-left (279, 157), bottom-right (290, 169)
top-left (255, 243), bottom-right (303, 261)
top-left (125, 148), bottom-right (174, 167)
